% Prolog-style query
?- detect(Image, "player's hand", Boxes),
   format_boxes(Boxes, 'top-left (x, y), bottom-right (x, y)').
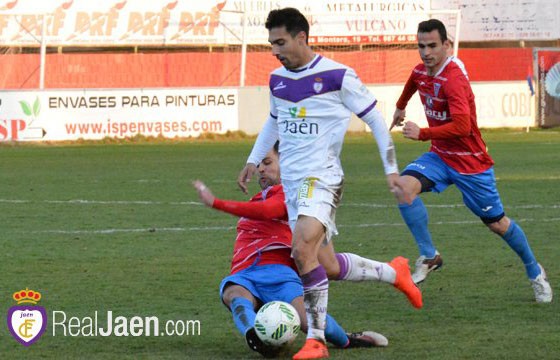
top-left (390, 108), bottom-right (406, 130)
top-left (386, 173), bottom-right (400, 193)
top-left (237, 163), bottom-right (257, 194)
top-left (193, 180), bottom-right (215, 207)
top-left (402, 121), bottom-right (421, 140)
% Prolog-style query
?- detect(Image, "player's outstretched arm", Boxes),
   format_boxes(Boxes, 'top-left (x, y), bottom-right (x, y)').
top-left (193, 180), bottom-right (216, 207)
top-left (194, 180), bottom-right (286, 220)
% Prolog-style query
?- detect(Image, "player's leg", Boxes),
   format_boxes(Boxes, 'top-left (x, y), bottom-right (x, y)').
top-left (252, 264), bottom-right (340, 347)
top-left (318, 241), bottom-right (392, 282)
top-left (318, 241), bottom-right (422, 308)
top-left (291, 215), bottom-right (330, 359)
top-left (395, 174), bottom-right (435, 260)
top-left (290, 296), bottom-right (346, 348)
top-left (394, 153), bottom-right (449, 283)
top-left (222, 284), bottom-right (259, 336)
top-left (220, 273), bottom-right (280, 357)
top-left (285, 175), bottom-right (343, 359)
top-left (291, 296), bottom-right (389, 348)
top-left (454, 168), bottom-right (552, 302)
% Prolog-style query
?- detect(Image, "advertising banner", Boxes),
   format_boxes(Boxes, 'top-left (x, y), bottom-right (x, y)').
top-left (432, 0), bottom-right (560, 41)
top-left (0, 0), bottom-right (430, 46)
top-left (0, 0), bottom-right (557, 45)
top-left (534, 48), bottom-right (560, 128)
top-left (0, 88), bottom-right (238, 141)
top-left (369, 81), bottom-right (535, 131)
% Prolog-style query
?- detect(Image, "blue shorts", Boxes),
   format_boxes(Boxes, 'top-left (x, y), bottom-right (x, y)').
top-left (219, 264), bottom-right (303, 305)
top-left (402, 152), bottom-right (505, 222)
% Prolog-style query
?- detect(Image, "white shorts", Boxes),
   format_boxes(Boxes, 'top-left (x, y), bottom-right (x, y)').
top-left (282, 174), bottom-right (344, 243)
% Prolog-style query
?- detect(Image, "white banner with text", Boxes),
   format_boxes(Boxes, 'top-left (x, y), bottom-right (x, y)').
top-left (0, 88), bottom-right (238, 141)
top-left (369, 81), bottom-right (535, 131)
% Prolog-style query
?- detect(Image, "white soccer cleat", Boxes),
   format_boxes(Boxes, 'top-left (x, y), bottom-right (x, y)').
top-left (412, 251), bottom-right (443, 284)
top-left (346, 331), bottom-right (389, 348)
top-left (531, 264), bottom-right (552, 303)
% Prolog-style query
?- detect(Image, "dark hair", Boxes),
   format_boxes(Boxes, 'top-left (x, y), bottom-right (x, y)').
top-left (265, 8), bottom-right (309, 42)
top-left (418, 19), bottom-right (447, 42)
top-left (273, 140), bottom-right (279, 153)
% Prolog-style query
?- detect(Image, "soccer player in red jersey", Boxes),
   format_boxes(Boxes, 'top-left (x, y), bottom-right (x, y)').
top-left (390, 19), bottom-right (552, 303)
top-left (194, 142), bottom-right (421, 357)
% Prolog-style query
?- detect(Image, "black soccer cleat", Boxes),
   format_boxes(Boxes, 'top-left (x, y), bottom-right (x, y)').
top-left (245, 327), bottom-right (280, 358)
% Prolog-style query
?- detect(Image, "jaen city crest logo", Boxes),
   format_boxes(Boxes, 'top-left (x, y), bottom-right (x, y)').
top-left (7, 288), bottom-right (47, 346)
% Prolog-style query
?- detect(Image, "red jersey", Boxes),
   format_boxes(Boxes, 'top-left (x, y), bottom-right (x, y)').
top-left (396, 56), bottom-right (494, 174)
top-left (212, 184), bottom-right (294, 274)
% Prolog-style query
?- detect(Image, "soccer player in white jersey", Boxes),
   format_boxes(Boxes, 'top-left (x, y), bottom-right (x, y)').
top-left (237, 8), bottom-right (404, 359)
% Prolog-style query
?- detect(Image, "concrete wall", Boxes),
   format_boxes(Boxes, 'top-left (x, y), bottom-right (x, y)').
top-left (238, 81), bottom-right (536, 135)
top-left (238, 87), bottom-right (375, 134)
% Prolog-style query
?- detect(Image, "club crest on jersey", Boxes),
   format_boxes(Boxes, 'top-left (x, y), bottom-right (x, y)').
top-left (434, 83), bottom-right (441, 98)
top-left (313, 77), bottom-right (323, 93)
top-left (425, 95), bottom-right (434, 108)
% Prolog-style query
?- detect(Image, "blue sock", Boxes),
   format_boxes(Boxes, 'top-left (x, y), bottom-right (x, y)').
top-left (399, 197), bottom-right (436, 258)
top-left (230, 297), bottom-right (256, 336)
top-left (325, 314), bottom-right (349, 348)
top-left (502, 220), bottom-right (540, 279)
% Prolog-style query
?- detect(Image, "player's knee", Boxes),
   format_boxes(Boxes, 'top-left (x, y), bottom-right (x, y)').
top-left (291, 244), bottom-right (311, 266)
top-left (395, 173), bottom-right (425, 204)
top-left (292, 245), bottom-right (321, 275)
top-left (221, 294), bottom-right (234, 308)
top-left (221, 288), bottom-right (236, 308)
top-left (483, 214), bottom-right (509, 236)
top-left (292, 236), bottom-right (318, 262)
top-left (221, 285), bottom-right (248, 308)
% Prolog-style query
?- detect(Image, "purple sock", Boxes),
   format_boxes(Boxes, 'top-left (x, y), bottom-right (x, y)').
top-left (335, 253), bottom-right (350, 280)
top-left (301, 265), bottom-right (329, 340)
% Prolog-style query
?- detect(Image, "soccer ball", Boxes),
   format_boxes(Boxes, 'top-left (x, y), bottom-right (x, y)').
top-left (254, 301), bottom-right (300, 347)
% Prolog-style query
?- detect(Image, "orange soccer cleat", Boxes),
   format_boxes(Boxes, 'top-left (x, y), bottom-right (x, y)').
top-left (293, 338), bottom-right (329, 359)
top-left (389, 256), bottom-right (423, 309)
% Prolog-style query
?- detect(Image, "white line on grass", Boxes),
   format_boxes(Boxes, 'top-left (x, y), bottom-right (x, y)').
top-left (32, 226), bottom-right (236, 234)
top-left (26, 217), bottom-right (560, 235)
top-left (0, 199), bottom-right (203, 206)
top-left (1, 198), bottom-right (559, 209)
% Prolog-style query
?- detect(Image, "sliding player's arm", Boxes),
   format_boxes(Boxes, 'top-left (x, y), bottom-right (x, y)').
top-left (213, 195), bottom-right (286, 220)
top-left (194, 180), bottom-right (286, 220)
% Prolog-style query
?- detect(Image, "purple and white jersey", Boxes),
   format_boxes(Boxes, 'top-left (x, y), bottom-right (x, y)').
top-left (268, 55), bottom-right (378, 181)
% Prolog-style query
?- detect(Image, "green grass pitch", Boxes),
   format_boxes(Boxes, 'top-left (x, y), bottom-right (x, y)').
top-left (1, 129), bottom-right (559, 359)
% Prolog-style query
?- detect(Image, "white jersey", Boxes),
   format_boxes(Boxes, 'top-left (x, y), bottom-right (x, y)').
top-left (270, 55), bottom-right (378, 181)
